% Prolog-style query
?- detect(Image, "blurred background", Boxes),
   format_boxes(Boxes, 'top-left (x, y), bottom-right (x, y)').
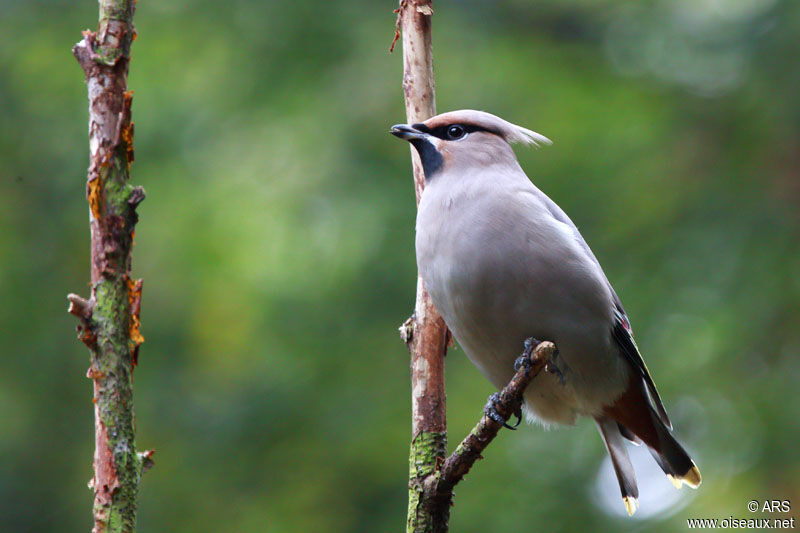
top-left (1, 0), bottom-right (798, 531)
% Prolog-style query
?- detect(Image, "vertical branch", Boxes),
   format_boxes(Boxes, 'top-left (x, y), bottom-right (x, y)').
top-left (394, 1), bottom-right (451, 532)
top-left (397, 0), bottom-right (436, 204)
top-left (70, 1), bottom-right (150, 531)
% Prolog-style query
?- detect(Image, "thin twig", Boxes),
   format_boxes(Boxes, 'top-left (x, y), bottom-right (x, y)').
top-left (408, 339), bottom-right (554, 531)
top-left (435, 341), bottom-right (555, 496)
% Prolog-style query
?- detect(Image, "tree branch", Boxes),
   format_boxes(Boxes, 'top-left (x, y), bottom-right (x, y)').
top-left (70, 1), bottom-right (148, 531)
top-left (392, 5), bottom-right (556, 531)
top-left (430, 341), bottom-right (555, 502)
top-left (392, 1), bottom-right (451, 532)
top-left (405, 331), bottom-right (555, 532)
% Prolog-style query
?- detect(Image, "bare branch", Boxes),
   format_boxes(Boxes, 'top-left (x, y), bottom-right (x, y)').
top-left (435, 341), bottom-right (555, 496)
top-left (393, 1), bottom-right (451, 532)
top-left (393, 3), bottom-right (554, 531)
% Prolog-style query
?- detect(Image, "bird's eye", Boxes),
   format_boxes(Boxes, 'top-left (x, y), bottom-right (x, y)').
top-left (446, 125), bottom-right (466, 140)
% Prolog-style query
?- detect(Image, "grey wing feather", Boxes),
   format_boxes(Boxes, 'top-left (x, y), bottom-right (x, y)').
top-left (540, 191), bottom-right (672, 429)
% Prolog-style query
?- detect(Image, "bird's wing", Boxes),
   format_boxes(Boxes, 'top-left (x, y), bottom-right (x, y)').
top-left (538, 190), bottom-right (672, 429)
top-left (611, 308), bottom-right (672, 429)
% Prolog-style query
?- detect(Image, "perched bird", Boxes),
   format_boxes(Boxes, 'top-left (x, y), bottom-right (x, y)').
top-left (391, 110), bottom-right (701, 515)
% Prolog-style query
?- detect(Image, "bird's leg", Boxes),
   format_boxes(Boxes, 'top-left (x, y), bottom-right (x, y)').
top-left (483, 392), bottom-right (522, 430)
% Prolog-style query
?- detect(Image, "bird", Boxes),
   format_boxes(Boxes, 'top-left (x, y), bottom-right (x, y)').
top-left (391, 110), bottom-right (701, 516)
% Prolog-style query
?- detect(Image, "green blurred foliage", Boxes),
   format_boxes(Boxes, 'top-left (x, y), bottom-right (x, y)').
top-left (1, 0), bottom-right (798, 531)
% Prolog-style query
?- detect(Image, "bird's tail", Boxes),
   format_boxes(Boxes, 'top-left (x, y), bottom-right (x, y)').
top-left (595, 417), bottom-right (639, 516)
top-left (643, 416), bottom-right (702, 490)
top-left (598, 375), bottom-right (702, 515)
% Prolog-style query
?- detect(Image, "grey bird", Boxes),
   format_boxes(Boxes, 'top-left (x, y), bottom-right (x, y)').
top-left (391, 110), bottom-right (701, 515)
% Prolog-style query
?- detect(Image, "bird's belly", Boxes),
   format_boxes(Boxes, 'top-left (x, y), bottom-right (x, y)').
top-left (418, 213), bottom-right (628, 425)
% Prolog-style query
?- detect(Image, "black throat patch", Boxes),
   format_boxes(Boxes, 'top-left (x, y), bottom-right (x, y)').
top-left (408, 137), bottom-right (444, 179)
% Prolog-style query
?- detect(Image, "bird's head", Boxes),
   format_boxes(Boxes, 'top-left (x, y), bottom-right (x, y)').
top-left (391, 109), bottom-right (551, 179)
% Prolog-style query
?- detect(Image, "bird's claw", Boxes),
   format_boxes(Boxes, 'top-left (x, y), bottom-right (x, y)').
top-left (513, 354), bottom-right (531, 372)
top-left (545, 347), bottom-right (566, 385)
top-left (483, 392), bottom-right (522, 430)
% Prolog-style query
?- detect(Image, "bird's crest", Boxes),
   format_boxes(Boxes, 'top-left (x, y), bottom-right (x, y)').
top-left (423, 109), bottom-right (552, 147)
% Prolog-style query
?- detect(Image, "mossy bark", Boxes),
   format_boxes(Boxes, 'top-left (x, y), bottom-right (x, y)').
top-left (71, 1), bottom-right (148, 531)
top-left (407, 431), bottom-right (448, 533)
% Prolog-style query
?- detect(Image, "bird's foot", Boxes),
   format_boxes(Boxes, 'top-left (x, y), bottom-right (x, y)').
top-left (514, 337), bottom-right (540, 371)
top-left (483, 392), bottom-right (522, 430)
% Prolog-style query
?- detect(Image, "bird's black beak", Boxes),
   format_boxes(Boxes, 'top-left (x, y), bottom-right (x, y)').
top-left (390, 123), bottom-right (427, 141)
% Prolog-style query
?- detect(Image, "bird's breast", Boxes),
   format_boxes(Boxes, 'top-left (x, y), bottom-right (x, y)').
top-left (415, 182), bottom-right (623, 403)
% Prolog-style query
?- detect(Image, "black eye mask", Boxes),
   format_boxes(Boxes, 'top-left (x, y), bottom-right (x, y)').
top-left (411, 123), bottom-right (498, 140)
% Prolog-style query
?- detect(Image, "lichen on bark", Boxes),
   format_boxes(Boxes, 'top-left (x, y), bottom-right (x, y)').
top-left (70, 1), bottom-right (149, 531)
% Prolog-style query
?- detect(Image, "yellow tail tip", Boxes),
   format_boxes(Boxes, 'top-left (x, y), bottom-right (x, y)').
top-left (623, 496), bottom-right (639, 516)
top-left (682, 464), bottom-right (702, 489)
top-left (668, 464), bottom-right (702, 489)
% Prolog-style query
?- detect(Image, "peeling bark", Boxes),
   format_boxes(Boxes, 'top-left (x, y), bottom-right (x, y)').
top-left (69, 1), bottom-right (149, 531)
